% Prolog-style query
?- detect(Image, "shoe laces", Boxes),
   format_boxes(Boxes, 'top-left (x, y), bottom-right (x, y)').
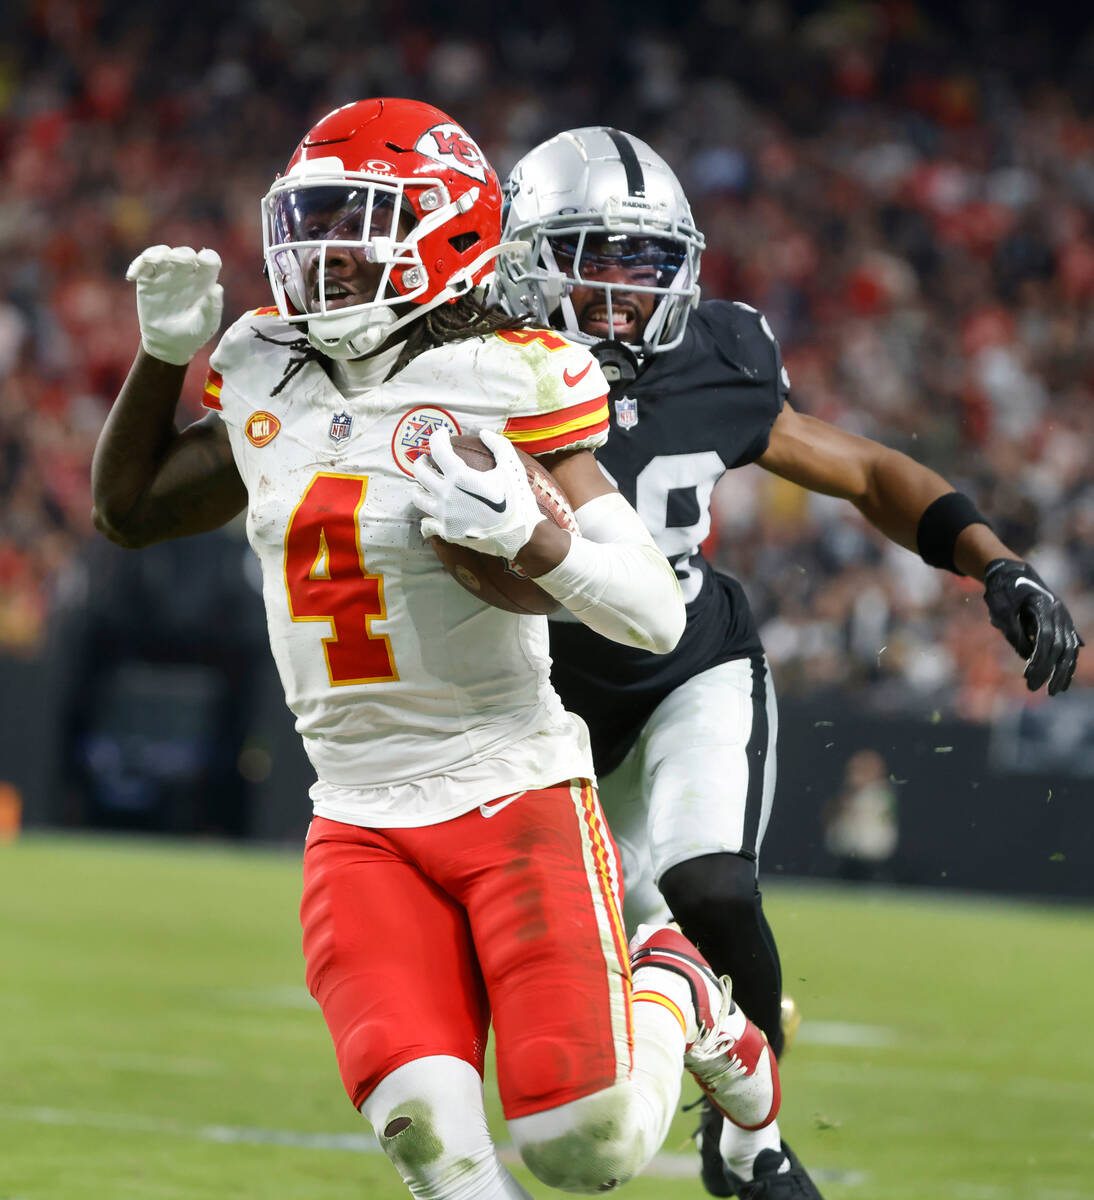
top-left (686, 975), bottom-right (748, 1079)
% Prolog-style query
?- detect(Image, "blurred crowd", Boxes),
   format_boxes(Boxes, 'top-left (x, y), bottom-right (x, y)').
top-left (3, 0), bottom-right (1093, 723)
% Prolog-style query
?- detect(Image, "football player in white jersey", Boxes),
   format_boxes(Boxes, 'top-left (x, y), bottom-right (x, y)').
top-left (91, 98), bottom-right (787, 1200)
top-left (496, 127), bottom-right (1084, 1199)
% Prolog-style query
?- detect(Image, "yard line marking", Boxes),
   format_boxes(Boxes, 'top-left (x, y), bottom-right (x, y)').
top-left (0, 1104), bottom-right (865, 1184)
top-left (0, 1105), bottom-right (380, 1152)
top-left (5, 1104), bottom-right (1090, 1195)
top-left (214, 985), bottom-right (318, 1010)
top-left (795, 1021), bottom-right (900, 1047)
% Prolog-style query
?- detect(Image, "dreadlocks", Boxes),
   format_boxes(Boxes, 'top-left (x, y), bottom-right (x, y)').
top-left (261, 292), bottom-right (530, 395)
top-left (388, 291), bottom-right (530, 378)
top-left (253, 327), bottom-right (328, 397)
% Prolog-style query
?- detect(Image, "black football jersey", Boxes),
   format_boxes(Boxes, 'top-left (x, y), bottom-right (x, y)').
top-left (549, 299), bottom-right (789, 776)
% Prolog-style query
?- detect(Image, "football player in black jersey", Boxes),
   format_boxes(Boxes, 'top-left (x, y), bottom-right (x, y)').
top-left (495, 127), bottom-right (1082, 1200)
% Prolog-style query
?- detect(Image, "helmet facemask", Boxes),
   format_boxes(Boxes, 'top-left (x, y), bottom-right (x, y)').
top-left (262, 157), bottom-right (501, 359)
top-left (500, 213), bottom-right (703, 356)
top-left (496, 126), bottom-right (707, 358)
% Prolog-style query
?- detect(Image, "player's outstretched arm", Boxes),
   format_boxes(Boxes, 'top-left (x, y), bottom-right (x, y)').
top-left (92, 246), bottom-right (245, 548)
top-left (757, 404), bottom-right (1082, 694)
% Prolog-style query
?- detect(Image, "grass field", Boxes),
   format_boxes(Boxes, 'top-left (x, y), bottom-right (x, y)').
top-left (1, 834), bottom-right (1091, 1200)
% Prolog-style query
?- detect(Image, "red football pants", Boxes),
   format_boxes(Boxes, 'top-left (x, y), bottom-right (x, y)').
top-left (300, 779), bottom-right (634, 1119)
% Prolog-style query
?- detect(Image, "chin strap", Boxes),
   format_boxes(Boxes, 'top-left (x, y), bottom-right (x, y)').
top-left (590, 339), bottom-right (640, 386)
top-left (443, 240), bottom-right (529, 298)
top-left (307, 307), bottom-right (398, 360)
top-left (640, 260), bottom-right (697, 355)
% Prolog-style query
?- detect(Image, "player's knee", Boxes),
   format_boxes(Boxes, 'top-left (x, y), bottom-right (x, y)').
top-left (377, 1104), bottom-right (494, 1200)
top-left (510, 1087), bottom-right (648, 1194)
top-left (363, 1057), bottom-right (504, 1200)
top-left (374, 1096), bottom-right (448, 1187)
top-left (660, 850), bottom-right (759, 928)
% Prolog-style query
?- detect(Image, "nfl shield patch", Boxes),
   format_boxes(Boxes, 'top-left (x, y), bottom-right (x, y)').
top-left (614, 395), bottom-right (639, 429)
top-left (329, 411), bottom-right (353, 442)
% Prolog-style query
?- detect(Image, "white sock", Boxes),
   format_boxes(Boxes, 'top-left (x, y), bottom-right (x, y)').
top-left (720, 1117), bottom-right (784, 1182)
top-left (631, 961), bottom-right (700, 1043)
top-left (630, 990), bottom-right (688, 1145)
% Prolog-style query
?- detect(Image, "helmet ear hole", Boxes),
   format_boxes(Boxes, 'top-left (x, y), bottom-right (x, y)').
top-left (449, 232), bottom-right (480, 253)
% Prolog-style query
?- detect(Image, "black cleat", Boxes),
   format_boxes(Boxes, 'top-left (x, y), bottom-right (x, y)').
top-left (723, 1140), bottom-right (826, 1199)
top-left (694, 1096), bottom-right (733, 1197)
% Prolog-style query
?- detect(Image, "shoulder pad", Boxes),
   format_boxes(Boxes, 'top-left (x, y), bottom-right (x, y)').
top-left (476, 330), bottom-right (610, 455)
top-left (210, 309), bottom-right (296, 375)
top-left (693, 299), bottom-right (782, 383)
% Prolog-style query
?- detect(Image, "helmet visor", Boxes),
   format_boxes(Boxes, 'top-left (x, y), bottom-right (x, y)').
top-left (548, 232), bottom-right (687, 288)
top-left (271, 185), bottom-right (400, 245)
top-left (531, 228), bottom-right (697, 351)
top-left (262, 179), bottom-right (422, 317)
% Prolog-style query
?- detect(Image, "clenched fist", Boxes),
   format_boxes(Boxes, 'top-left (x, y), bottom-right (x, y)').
top-left (126, 245), bottom-right (224, 366)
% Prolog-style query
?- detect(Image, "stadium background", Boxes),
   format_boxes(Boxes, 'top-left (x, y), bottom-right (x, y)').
top-left (2, 0), bottom-right (1091, 892)
top-left (2, 3), bottom-right (1093, 1198)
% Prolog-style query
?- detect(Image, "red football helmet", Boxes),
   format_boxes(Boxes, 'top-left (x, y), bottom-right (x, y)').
top-left (261, 98), bottom-right (506, 358)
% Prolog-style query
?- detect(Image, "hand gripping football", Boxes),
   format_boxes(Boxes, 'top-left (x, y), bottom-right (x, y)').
top-left (426, 434), bottom-right (578, 614)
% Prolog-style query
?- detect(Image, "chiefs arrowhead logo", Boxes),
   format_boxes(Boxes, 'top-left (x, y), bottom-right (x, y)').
top-left (415, 123), bottom-right (487, 183)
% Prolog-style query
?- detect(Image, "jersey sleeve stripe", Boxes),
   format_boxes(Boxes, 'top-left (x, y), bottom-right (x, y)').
top-left (202, 368), bottom-right (223, 411)
top-left (251, 306), bottom-right (280, 316)
top-left (504, 412), bottom-right (610, 456)
top-left (503, 394), bottom-right (607, 435)
top-left (504, 405), bottom-right (609, 455)
top-left (519, 426), bottom-right (609, 455)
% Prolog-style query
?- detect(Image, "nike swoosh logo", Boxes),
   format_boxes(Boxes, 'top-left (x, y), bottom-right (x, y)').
top-left (479, 791), bottom-right (525, 818)
top-left (455, 483), bottom-right (507, 513)
top-left (563, 362), bottom-right (592, 387)
top-left (1015, 577), bottom-right (1056, 601)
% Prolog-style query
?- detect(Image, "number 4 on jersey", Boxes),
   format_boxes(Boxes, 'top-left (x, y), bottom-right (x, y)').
top-left (495, 329), bottom-right (569, 352)
top-left (284, 473), bottom-right (398, 686)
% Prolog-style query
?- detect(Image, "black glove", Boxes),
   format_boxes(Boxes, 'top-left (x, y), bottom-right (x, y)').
top-left (983, 559), bottom-right (1083, 695)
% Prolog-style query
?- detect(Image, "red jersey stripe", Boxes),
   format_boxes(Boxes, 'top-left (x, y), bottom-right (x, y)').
top-left (202, 368), bottom-right (223, 411)
top-left (506, 414), bottom-right (610, 457)
top-left (503, 394), bottom-right (607, 435)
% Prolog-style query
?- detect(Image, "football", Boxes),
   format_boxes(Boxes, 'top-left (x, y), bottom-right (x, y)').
top-left (426, 434), bottom-right (579, 614)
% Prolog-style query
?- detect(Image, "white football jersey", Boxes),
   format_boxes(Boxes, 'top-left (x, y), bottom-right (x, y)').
top-left (204, 311), bottom-right (610, 827)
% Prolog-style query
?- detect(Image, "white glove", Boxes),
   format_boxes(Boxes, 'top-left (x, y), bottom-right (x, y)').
top-left (126, 245), bottom-right (224, 365)
top-left (412, 427), bottom-right (546, 560)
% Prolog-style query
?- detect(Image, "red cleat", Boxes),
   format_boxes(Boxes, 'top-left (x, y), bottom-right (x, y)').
top-left (630, 925), bottom-right (780, 1130)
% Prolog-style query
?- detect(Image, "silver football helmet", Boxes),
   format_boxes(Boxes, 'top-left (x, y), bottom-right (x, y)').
top-left (496, 127), bottom-right (704, 356)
